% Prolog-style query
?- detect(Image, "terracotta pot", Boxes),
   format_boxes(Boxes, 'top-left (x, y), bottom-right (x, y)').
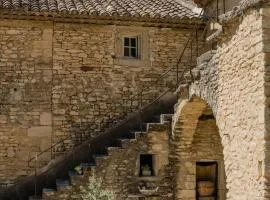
top-left (197, 181), bottom-right (215, 197)
top-left (142, 170), bottom-right (151, 176)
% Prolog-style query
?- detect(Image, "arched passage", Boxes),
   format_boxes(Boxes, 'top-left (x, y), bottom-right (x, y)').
top-left (172, 96), bottom-right (226, 200)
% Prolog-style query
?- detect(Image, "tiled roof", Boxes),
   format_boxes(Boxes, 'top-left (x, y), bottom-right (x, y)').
top-left (0, 0), bottom-right (201, 21)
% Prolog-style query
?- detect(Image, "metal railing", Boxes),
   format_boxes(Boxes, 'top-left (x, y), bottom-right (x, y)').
top-left (1, 9), bottom-right (211, 197)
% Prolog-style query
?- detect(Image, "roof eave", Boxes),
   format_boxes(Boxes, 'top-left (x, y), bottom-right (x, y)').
top-left (0, 10), bottom-right (205, 28)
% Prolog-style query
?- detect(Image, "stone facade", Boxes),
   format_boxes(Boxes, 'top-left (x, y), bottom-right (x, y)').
top-left (189, 6), bottom-right (267, 200)
top-left (52, 23), bottom-right (193, 147)
top-left (0, 19), bottom-right (196, 184)
top-left (2, 1), bottom-right (270, 200)
top-left (0, 20), bottom-right (53, 184)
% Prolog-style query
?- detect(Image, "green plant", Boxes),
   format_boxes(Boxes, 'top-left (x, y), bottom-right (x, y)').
top-left (141, 164), bottom-right (151, 171)
top-left (75, 165), bottom-right (83, 175)
top-left (80, 171), bottom-right (115, 200)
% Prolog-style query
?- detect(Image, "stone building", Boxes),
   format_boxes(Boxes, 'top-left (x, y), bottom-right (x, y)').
top-left (0, 0), bottom-right (270, 200)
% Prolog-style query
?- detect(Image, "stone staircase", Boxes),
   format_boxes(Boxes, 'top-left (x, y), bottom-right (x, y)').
top-left (0, 92), bottom-right (176, 200)
top-left (28, 114), bottom-right (173, 200)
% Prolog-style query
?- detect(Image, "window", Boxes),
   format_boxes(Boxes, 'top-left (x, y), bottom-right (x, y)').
top-left (114, 27), bottom-right (149, 66)
top-left (123, 37), bottom-right (139, 59)
top-left (139, 154), bottom-right (155, 177)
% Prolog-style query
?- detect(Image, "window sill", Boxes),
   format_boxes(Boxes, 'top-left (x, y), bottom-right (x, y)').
top-left (114, 58), bottom-right (150, 67)
top-left (135, 176), bottom-right (161, 182)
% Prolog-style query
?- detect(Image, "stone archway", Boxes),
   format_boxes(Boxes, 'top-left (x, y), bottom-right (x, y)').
top-left (172, 96), bottom-right (226, 200)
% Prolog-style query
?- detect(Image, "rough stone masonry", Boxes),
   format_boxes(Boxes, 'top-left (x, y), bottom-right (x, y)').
top-left (188, 4), bottom-right (270, 200)
top-left (0, 18), bottom-right (198, 184)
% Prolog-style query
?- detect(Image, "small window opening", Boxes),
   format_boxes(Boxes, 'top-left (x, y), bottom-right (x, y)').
top-left (196, 161), bottom-right (218, 199)
top-left (124, 37), bottom-right (139, 59)
top-left (140, 154), bottom-right (154, 177)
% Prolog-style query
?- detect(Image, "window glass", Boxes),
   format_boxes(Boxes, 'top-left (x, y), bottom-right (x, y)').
top-left (124, 38), bottom-right (130, 46)
top-left (131, 38), bottom-right (137, 47)
top-left (131, 48), bottom-right (137, 57)
top-left (123, 37), bottom-right (139, 59)
top-left (124, 47), bottom-right (130, 57)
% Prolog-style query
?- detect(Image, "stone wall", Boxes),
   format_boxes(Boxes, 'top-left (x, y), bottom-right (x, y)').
top-left (0, 19), bottom-right (195, 184)
top-left (52, 23), bottom-right (193, 150)
top-left (190, 8), bottom-right (266, 200)
top-left (171, 97), bottom-right (225, 200)
top-left (0, 20), bottom-right (53, 184)
top-left (262, 5), bottom-right (270, 198)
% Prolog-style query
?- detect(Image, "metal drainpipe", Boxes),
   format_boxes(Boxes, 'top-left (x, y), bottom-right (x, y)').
top-left (216, 0), bottom-right (219, 22)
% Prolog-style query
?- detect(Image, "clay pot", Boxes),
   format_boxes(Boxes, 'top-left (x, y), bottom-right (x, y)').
top-left (197, 181), bottom-right (215, 197)
top-left (142, 170), bottom-right (151, 176)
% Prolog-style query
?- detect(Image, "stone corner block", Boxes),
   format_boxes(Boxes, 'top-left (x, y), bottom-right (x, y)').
top-left (27, 126), bottom-right (52, 137)
top-left (40, 112), bottom-right (52, 125)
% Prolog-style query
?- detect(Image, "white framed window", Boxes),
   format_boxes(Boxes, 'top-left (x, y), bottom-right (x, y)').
top-left (114, 26), bottom-right (150, 67)
top-left (123, 37), bottom-right (139, 59)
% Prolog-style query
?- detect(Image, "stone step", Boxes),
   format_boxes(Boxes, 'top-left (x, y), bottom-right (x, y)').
top-left (94, 154), bottom-right (109, 166)
top-left (151, 114), bottom-right (172, 123)
top-left (29, 196), bottom-right (43, 200)
top-left (152, 115), bottom-right (162, 123)
top-left (68, 170), bottom-right (85, 186)
top-left (68, 170), bottom-right (78, 177)
top-left (160, 114), bottom-right (173, 123)
top-left (119, 138), bottom-right (137, 148)
top-left (80, 162), bottom-right (96, 175)
top-left (70, 173), bottom-right (84, 186)
top-left (93, 154), bottom-right (108, 159)
top-left (78, 163), bottom-right (96, 174)
top-left (147, 123), bottom-right (169, 132)
top-left (56, 179), bottom-right (71, 191)
top-left (42, 188), bottom-right (56, 197)
top-left (107, 146), bottom-right (124, 156)
top-left (134, 131), bottom-right (147, 140)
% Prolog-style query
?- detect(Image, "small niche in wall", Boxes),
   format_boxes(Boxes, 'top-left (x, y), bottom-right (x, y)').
top-left (196, 161), bottom-right (218, 200)
top-left (258, 161), bottom-right (263, 179)
top-left (139, 154), bottom-right (155, 177)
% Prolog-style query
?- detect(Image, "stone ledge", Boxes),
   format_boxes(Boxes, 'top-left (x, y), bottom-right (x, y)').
top-left (197, 50), bottom-right (216, 66)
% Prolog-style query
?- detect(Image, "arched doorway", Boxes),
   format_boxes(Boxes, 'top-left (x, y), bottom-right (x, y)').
top-left (172, 96), bottom-right (226, 200)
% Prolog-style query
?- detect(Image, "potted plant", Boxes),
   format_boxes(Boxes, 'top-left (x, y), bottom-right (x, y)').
top-left (141, 164), bottom-right (152, 176)
top-left (197, 181), bottom-right (215, 197)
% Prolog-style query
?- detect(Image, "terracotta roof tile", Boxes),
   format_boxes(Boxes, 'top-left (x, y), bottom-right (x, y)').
top-left (0, 0), bottom-right (201, 20)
